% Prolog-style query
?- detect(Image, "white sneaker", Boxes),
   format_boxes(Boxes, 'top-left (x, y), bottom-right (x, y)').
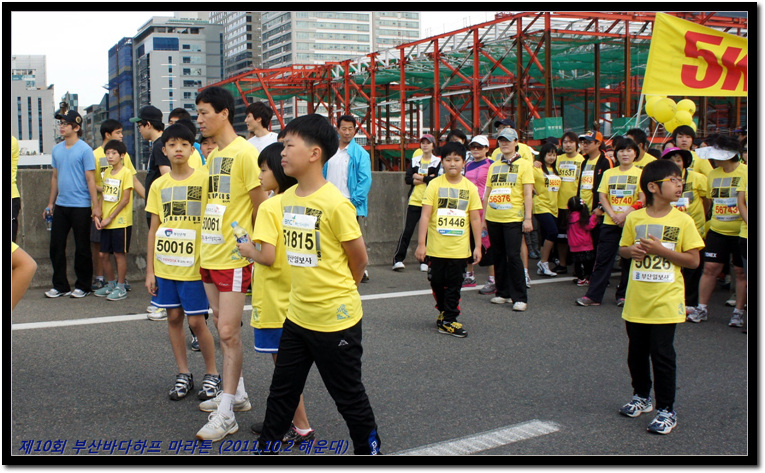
top-left (199, 391), bottom-right (252, 413)
top-left (420, 263), bottom-right (428, 272)
top-left (729, 310), bottom-right (745, 328)
top-left (512, 301), bottom-right (528, 311)
top-left (392, 261), bottom-right (405, 271)
top-left (537, 261), bottom-right (558, 277)
top-left (195, 411), bottom-right (238, 442)
top-left (45, 288), bottom-right (71, 298)
top-left (491, 296), bottom-right (510, 304)
top-left (69, 288), bottom-right (91, 298)
top-left (147, 307), bottom-right (168, 321)
top-left (525, 272), bottom-right (532, 288)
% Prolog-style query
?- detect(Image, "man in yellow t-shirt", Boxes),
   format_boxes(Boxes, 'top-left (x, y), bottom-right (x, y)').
top-left (415, 141), bottom-right (483, 337)
top-left (673, 125), bottom-right (713, 177)
top-left (195, 87), bottom-right (267, 443)
top-left (690, 136), bottom-right (747, 326)
top-left (626, 128), bottom-right (657, 170)
top-left (483, 127), bottom-right (535, 311)
top-left (256, 114), bottom-right (380, 455)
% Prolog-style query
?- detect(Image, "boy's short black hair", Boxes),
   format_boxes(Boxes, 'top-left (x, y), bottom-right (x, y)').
top-left (103, 139), bottom-right (127, 156)
top-left (646, 148), bottom-right (662, 159)
top-left (640, 160), bottom-right (682, 206)
top-left (626, 128), bottom-right (648, 148)
top-left (246, 101), bottom-right (274, 126)
top-left (169, 108), bottom-right (192, 122)
top-left (440, 141), bottom-right (466, 160)
top-left (173, 118), bottom-right (198, 139)
top-left (196, 86), bottom-right (235, 125)
top-left (100, 119), bottom-right (123, 139)
top-left (561, 131), bottom-right (578, 143)
top-left (162, 123), bottom-right (196, 145)
top-left (337, 114), bottom-right (357, 128)
top-left (258, 142), bottom-right (297, 193)
top-left (714, 135), bottom-right (742, 160)
top-left (672, 125), bottom-right (696, 140)
top-left (614, 137), bottom-right (640, 155)
top-left (282, 113), bottom-right (339, 164)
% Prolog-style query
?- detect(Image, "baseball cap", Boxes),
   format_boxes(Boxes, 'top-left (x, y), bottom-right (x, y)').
top-left (129, 105), bottom-right (163, 124)
top-left (419, 134), bottom-right (436, 145)
top-left (54, 109), bottom-right (82, 125)
top-left (469, 135), bottom-right (489, 148)
top-left (578, 130), bottom-right (603, 142)
top-left (494, 117), bottom-right (516, 128)
top-left (497, 128), bottom-right (519, 142)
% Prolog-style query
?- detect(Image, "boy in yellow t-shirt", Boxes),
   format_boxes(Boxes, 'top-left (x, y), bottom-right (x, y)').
top-left (144, 123), bottom-right (221, 405)
top-left (415, 141), bottom-right (483, 337)
top-left (93, 140), bottom-right (133, 301)
top-left (617, 160), bottom-right (704, 435)
top-left (577, 138), bottom-right (645, 307)
top-left (195, 87), bottom-right (267, 443)
top-left (255, 114), bottom-right (380, 455)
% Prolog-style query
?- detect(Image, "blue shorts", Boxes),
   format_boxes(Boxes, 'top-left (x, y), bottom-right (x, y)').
top-left (253, 328), bottom-right (283, 354)
top-left (151, 277), bottom-right (209, 316)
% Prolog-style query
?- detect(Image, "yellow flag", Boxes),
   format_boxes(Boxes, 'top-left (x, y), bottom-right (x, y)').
top-left (643, 12), bottom-right (747, 96)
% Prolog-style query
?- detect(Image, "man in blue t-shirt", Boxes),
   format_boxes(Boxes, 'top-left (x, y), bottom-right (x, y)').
top-left (44, 109), bottom-right (100, 298)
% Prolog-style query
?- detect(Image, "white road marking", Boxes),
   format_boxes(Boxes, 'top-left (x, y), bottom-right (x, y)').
top-left (395, 419), bottom-right (561, 455)
top-left (12, 278), bottom-right (579, 331)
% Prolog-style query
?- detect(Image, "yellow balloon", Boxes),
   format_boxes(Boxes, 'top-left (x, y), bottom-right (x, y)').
top-left (645, 95), bottom-right (665, 118)
top-left (688, 121), bottom-right (697, 132)
top-left (676, 99), bottom-right (696, 115)
top-left (654, 98), bottom-right (677, 123)
top-left (674, 110), bottom-right (694, 126)
top-left (663, 118), bottom-right (680, 134)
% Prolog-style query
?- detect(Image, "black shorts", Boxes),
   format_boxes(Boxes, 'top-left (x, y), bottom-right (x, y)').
top-left (703, 230), bottom-right (742, 267)
top-left (100, 226), bottom-right (132, 254)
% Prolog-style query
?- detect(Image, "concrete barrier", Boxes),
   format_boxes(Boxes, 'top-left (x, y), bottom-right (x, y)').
top-left (17, 170), bottom-right (422, 288)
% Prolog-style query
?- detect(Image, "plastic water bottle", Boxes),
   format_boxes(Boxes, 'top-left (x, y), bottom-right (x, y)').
top-left (45, 208), bottom-right (53, 231)
top-left (231, 221), bottom-right (254, 262)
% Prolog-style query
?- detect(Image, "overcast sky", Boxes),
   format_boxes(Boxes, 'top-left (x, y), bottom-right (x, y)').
top-left (9, 10), bottom-right (501, 109)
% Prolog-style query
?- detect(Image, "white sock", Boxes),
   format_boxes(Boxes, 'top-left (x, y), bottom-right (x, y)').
top-left (293, 425), bottom-right (313, 435)
top-left (235, 377), bottom-right (246, 400)
top-left (488, 276), bottom-right (495, 283)
top-left (218, 393), bottom-right (235, 418)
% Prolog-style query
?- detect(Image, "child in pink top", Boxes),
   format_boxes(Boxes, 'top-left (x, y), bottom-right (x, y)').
top-left (567, 196), bottom-right (600, 286)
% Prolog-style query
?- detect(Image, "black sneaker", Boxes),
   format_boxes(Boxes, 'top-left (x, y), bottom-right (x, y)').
top-left (552, 265), bottom-right (568, 274)
top-left (169, 373), bottom-right (194, 401)
top-left (438, 321), bottom-right (467, 338)
top-left (190, 335), bottom-right (200, 352)
top-left (197, 373), bottom-right (222, 400)
top-left (283, 423), bottom-right (316, 444)
top-left (361, 270), bottom-right (369, 283)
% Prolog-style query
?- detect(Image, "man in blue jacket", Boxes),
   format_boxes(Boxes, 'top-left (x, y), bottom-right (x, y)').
top-left (324, 114), bottom-right (373, 281)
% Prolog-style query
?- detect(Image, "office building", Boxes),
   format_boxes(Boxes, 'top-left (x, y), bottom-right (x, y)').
top-left (11, 55), bottom-right (56, 153)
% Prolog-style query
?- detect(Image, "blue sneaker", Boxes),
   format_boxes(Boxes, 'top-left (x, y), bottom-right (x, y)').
top-left (619, 395), bottom-right (653, 417)
top-left (647, 409), bottom-right (677, 435)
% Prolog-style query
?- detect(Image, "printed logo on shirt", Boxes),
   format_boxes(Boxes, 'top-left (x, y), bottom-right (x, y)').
top-left (208, 156), bottom-right (234, 202)
top-left (160, 185), bottom-right (204, 223)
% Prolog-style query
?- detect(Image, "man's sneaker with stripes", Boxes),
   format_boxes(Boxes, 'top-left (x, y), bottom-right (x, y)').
top-left (647, 409), bottom-right (677, 435)
top-left (198, 374), bottom-right (222, 400)
top-left (619, 395), bottom-right (653, 418)
top-left (169, 373), bottom-right (194, 401)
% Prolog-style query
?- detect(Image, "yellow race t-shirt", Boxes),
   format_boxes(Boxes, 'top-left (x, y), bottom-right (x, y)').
top-left (188, 149), bottom-right (204, 170)
top-left (555, 153), bottom-right (584, 209)
top-left (633, 153), bottom-right (657, 169)
top-left (532, 167), bottom-right (561, 217)
top-left (93, 146), bottom-right (136, 191)
top-left (598, 166), bottom-right (643, 226)
top-left (12, 136), bottom-right (20, 199)
top-left (620, 208), bottom-right (704, 324)
top-left (688, 150), bottom-right (714, 177)
top-left (707, 163), bottom-right (747, 236)
top-left (250, 194), bottom-right (291, 330)
top-left (421, 175), bottom-right (482, 259)
top-left (145, 168), bottom-right (209, 281)
top-left (282, 182), bottom-right (363, 332)
top-left (485, 156), bottom-right (535, 223)
top-left (671, 170), bottom-right (708, 236)
top-left (737, 181), bottom-right (747, 239)
top-left (579, 155), bottom-right (603, 210)
top-left (491, 142), bottom-right (534, 162)
top-left (201, 136), bottom-right (261, 270)
top-left (100, 166), bottom-right (134, 229)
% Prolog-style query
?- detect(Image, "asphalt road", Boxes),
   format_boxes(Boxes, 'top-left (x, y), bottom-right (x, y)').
top-left (10, 262), bottom-right (751, 464)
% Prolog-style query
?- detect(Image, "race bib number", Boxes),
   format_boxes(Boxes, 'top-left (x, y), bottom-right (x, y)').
top-left (546, 175), bottom-right (561, 192)
top-left (558, 163), bottom-right (577, 182)
top-left (632, 242), bottom-right (675, 283)
top-left (202, 204), bottom-right (226, 245)
top-left (713, 197), bottom-right (740, 222)
top-left (283, 213), bottom-right (318, 267)
top-left (155, 228), bottom-right (196, 267)
top-left (610, 188), bottom-right (635, 208)
top-left (488, 187), bottom-right (513, 210)
top-left (436, 208), bottom-right (467, 236)
top-left (102, 178), bottom-right (120, 203)
top-left (580, 170), bottom-right (594, 190)
top-left (670, 197), bottom-right (690, 212)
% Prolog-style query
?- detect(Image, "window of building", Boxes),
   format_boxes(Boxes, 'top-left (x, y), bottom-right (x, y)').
top-left (153, 37), bottom-right (179, 51)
